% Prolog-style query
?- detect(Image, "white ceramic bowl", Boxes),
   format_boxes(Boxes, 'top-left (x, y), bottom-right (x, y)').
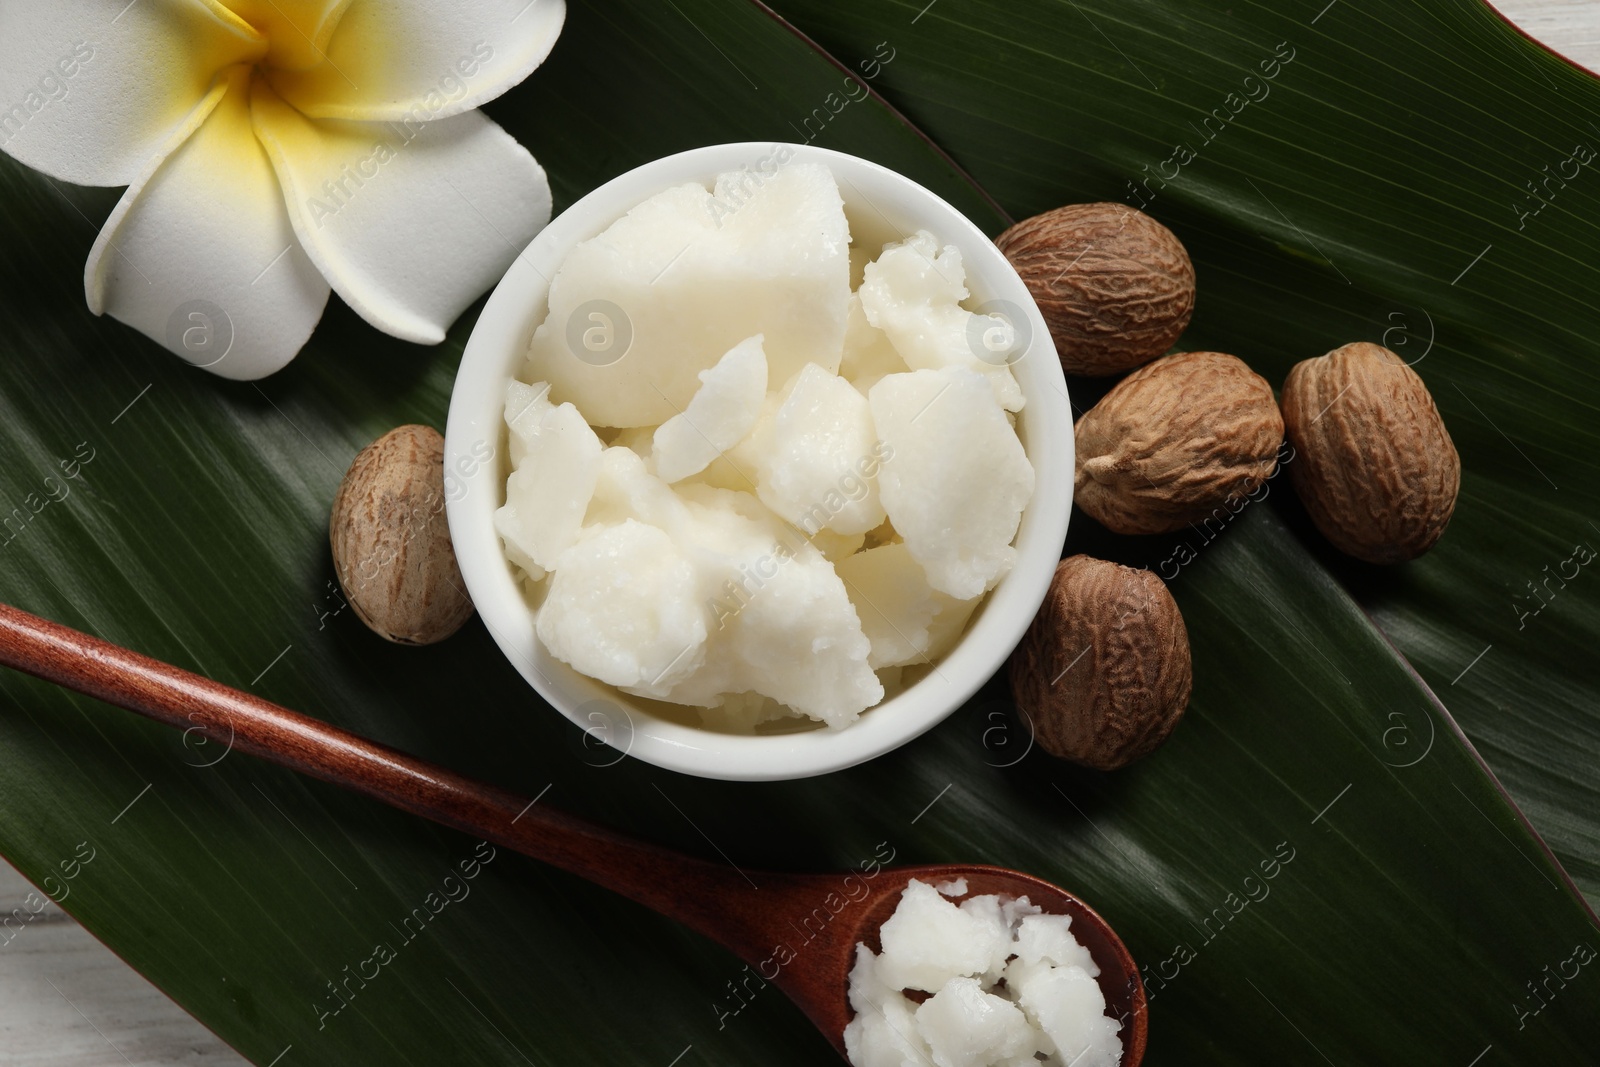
top-left (445, 142), bottom-right (1072, 781)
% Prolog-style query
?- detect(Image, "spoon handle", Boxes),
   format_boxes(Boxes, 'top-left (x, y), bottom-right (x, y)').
top-left (0, 603), bottom-right (768, 955)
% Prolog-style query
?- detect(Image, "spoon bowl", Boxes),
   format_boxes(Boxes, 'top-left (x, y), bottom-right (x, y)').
top-left (0, 603), bottom-right (1143, 1064)
top-left (742, 863), bottom-right (1146, 1061)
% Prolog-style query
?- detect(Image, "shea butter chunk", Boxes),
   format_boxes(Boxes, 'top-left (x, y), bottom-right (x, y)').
top-left (916, 976), bottom-right (1037, 1067)
top-left (870, 368), bottom-right (1034, 599)
top-left (649, 489), bottom-right (881, 727)
top-left (751, 362), bottom-right (887, 536)
top-left (1015, 913), bottom-right (1099, 975)
top-left (1005, 960), bottom-right (1122, 1067)
top-left (495, 395), bottom-right (603, 577)
top-left (834, 543), bottom-right (942, 669)
top-left (859, 231), bottom-right (1023, 413)
top-left (876, 880), bottom-right (1008, 993)
top-left (584, 445), bottom-right (691, 532)
top-left (526, 162), bottom-right (849, 427)
top-left (652, 334), bottom-right (768, 483)
top-left (537, 520), bottom-right (706, 695)
top-left (844, 946), bottom-right (931, 1067)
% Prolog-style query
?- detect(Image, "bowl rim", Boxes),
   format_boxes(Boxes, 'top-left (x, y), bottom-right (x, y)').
top-left (444, 141), bottom-right (1073, 781)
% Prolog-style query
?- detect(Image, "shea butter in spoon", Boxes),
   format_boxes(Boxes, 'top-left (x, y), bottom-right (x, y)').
top-left (846, 878), bottom-right (1123, 1067)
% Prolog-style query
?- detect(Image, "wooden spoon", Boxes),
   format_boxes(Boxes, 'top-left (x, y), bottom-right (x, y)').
top-left (0, 603), bottom-right (1146, 1064)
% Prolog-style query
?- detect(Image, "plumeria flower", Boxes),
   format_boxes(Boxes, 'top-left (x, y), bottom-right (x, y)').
top-left (0, 0), bottom-right (565, 379)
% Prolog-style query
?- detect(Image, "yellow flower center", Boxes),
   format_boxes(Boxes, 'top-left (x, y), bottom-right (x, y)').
top-left (217, 0), bottom-right (352, 74)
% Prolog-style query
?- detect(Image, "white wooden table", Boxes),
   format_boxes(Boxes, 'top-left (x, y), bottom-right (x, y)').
top-left (0, 863), bottom-right (243, 1064)
top-left (1496, 0), bottom-right (1600, 64)
top-left (1, 3), bottom-right (1593, 1064)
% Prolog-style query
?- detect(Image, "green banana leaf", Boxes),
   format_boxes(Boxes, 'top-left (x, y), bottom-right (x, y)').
top-left (0, 4), bottom-right (1593, 1067)
top-left (772, 0), bottom-right (1600, 903)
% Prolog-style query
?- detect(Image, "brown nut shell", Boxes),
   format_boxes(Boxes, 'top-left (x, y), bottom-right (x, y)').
top-left (330, 425), bottom-right (474, 645)
top-left (996, 203), bottom-right (1195, 377)
top-left (1280, 342), bottom-right (1460, 563)
top-left (1074, 350), bottom-right (1284, 536)
top-left (1009, 555), bottom-right (1192, 770)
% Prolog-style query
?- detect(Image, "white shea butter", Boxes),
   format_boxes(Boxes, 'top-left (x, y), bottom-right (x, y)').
top-left (844, 880), bottom-right (1123, 1067)
top-left (536, 520), bottom-right (706, 694)
top-left (870, 367), bottom-right (1034, 600)
top-left (498, 163), bottom-right (1036, 730)
top-left (651, 335), bottom-right (768, 484)
top-left (494, 388), bottom-right (602, 578)
top-left (525, 160), bottom-right (849, 428)
top-left (859, 230), bottom-right (1024, 413)
top-left (748, 361), bottom-right (887, 536)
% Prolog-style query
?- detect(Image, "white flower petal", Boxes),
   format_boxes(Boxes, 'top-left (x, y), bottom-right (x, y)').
top-left (251, 83), bottom-right (551, 344)
top-left (267, 0), bottom-right (565, 122)
top-left (86, 67), bottom-right (331, 381)
top-left (220, 0), bottom-right (353, 70)
top-left (0, 0), bottom-right (265, 186)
